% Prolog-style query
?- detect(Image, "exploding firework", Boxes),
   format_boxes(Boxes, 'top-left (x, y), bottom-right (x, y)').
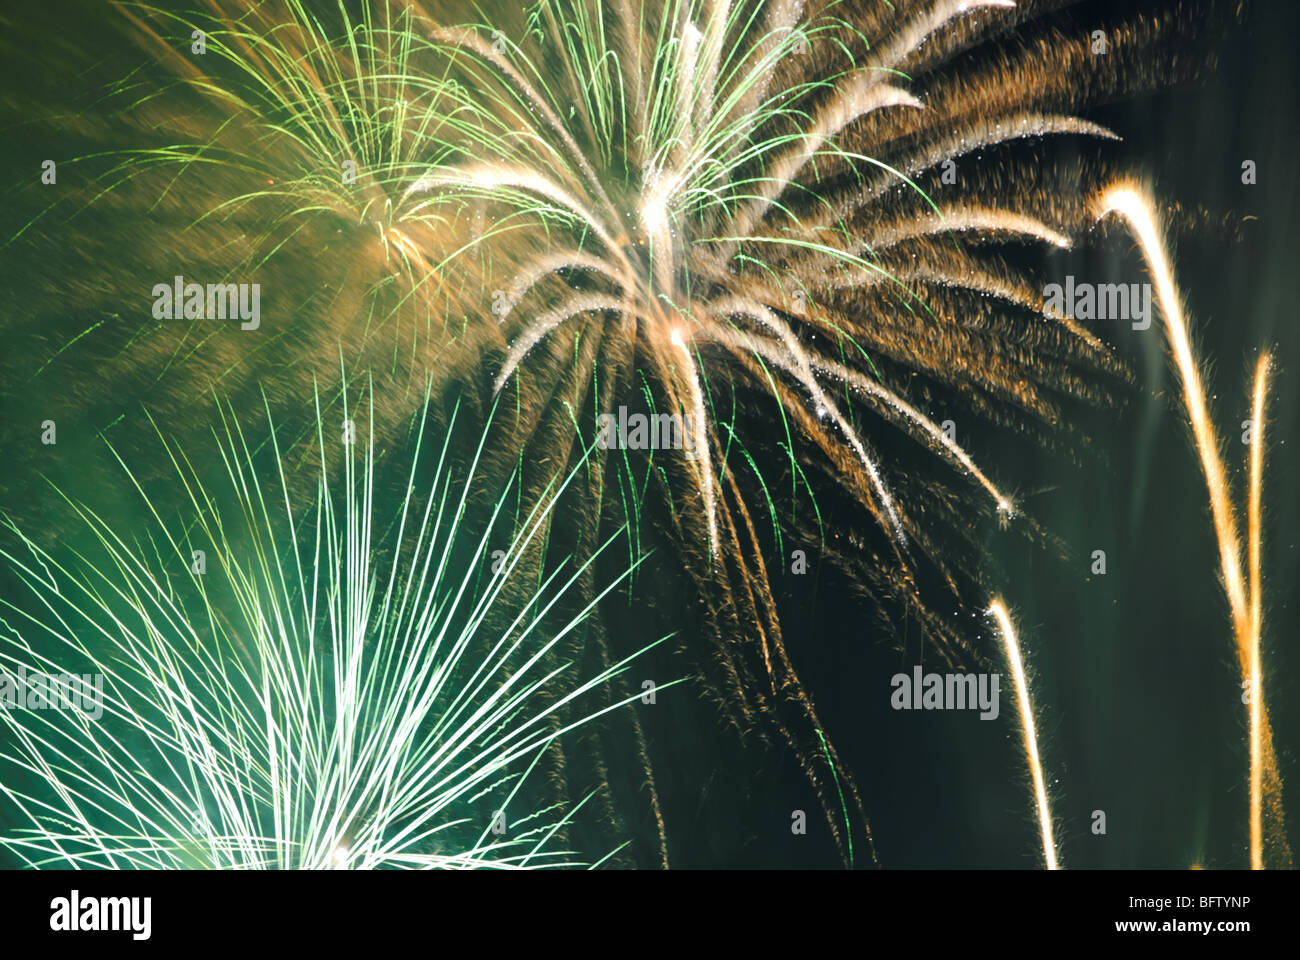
top-left (399, 0), bottom-right (1211, 860)
top-left (0, 0), bottom-right (1237, 864)
top-left (0, 381), bottom-right (671, 869)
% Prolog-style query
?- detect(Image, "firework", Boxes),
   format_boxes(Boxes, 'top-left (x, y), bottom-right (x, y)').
top-left (0, 381), bottom-right (671, 869)
top-left (2, 0), bottom-right (1230, 865)
top-left (988, 598), bottom-right (1057, 870)
top-left (403, 0), bottom-right (1188, 859)
top-left (1095, 182), bottom-right (1289, 870)
top-left (1247, 354), bottom-right (1269, 871)
top-left (1, 0), bottom-right (500, 530)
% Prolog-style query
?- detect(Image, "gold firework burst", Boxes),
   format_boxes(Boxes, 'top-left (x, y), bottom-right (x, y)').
top-left (404, 0), bottom-right (1190, 861)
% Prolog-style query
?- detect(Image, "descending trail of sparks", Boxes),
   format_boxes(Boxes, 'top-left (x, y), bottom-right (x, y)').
top-left (709, 301), bottom-right (907, 539)
top-left (1247, 354), bottom-right (1270, 871)
top-left (1095, 183), bottom-right (1287, 870)
top-left (1094, 185), bottom-right (1248, 637)
top-left (667, 324), bottom-right (720, 555)
top-left (988, 598), bottom-right (1058, 870)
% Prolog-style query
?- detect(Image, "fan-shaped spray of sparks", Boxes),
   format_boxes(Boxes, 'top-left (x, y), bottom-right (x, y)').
top-left (394, 0), bottom-right (1160, 857)
top-left (988, 598), bottom-right (1058, 870)
top-left (1095, 183), bottom-right (1288, 870)
top-left (417, 0), bottom-right (1070, 552)
top-left (0, 384), bottom-right (672, 869)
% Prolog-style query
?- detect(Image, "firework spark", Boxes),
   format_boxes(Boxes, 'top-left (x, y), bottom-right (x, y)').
top-left (988, 598), bottom-right (1058, 870)
top-left (1247, 354), bottom-right (1269, 872)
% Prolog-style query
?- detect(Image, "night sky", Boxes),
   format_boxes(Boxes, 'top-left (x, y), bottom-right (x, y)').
top-left (1, 0), bottom-right (1296, 870)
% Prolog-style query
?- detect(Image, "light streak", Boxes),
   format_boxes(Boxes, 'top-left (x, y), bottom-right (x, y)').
top-left (1096, 183), bottom-right (1288, 869)
top-left (989, 598), bottom-right (1058, 870)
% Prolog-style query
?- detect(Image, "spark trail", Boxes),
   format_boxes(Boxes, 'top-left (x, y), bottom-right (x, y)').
top-left (1095, 183), bottom-right (1289, 870)
top-left (1247, 353), bottom-right (1270, 871)
top-left (989, 598), bottom-right (1058, 870)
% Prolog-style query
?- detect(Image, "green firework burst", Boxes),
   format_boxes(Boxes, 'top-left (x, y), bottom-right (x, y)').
top-left (0, 380), bottom-right (672, 869)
